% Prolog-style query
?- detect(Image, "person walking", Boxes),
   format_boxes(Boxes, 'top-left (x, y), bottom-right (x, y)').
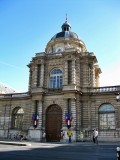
top-left (93, 128), bottom-right (98, 144)
top-left (60, 130), bottom-right (65, 142)
top-left (42, 131), bottom-right (46, 142)
top-left (67, 129), bottom-right (73, 143)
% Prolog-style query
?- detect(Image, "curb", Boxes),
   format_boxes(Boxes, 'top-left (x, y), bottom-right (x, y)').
top-left (0, 141), bottom-right (31, 146)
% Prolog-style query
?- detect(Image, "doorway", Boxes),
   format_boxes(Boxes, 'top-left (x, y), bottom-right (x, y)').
top-left (46, 104), bottom-right (62, 142)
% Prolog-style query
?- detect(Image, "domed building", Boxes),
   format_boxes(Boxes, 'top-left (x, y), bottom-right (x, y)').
top-left (0, 18), bottom-right (120, 142)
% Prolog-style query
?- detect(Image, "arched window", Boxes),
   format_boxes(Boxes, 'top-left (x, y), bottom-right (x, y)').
top-left (12, 107), bottom-right (24, 129)
top-left (49, 69), bottom-right (63, 88)
top-left (99, 104), bottom-right (115, 129)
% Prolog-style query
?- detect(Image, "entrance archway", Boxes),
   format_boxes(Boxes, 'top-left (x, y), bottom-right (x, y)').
top-left (46, 104), bottom-right (62, 142)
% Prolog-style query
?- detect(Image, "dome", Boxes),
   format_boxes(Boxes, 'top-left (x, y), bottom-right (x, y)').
top-left (0, 82), bottom-right (16, 94)
top-left (51, 31), bottom-right (79, 40)
top-left (51, 19), bottom-right (79, 40)
top-left (45, 18), bottom-right (87, 53)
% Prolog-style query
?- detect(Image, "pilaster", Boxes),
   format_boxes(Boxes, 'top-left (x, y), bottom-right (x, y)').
top-left (71, 98), bottom-right (76, 129)
top-left (37, 101), bottom-right (43, 128)
top-left (62, 99), bottom-right (68, 128)
top-left (64, 61), bottom-right (68, 85)
top-left (72, 60), bottom-right (76, 84)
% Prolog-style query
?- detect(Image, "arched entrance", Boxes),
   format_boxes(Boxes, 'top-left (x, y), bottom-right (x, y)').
top-left (46, 104), bottom-right (62, 142)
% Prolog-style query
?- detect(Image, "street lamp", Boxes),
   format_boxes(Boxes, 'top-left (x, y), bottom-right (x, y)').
top-left (116, 93), bottom-right (120, 102)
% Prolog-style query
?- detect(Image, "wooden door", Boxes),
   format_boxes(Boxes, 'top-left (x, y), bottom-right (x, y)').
top-left (46, 105), bottom-right (62, 142)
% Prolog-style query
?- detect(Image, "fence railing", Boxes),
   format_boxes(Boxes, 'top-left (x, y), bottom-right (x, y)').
top-left (82, 85), bottom-right (120, 93)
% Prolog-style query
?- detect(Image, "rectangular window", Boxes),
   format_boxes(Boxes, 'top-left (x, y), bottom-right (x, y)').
top-left (68, 60), bottom-right (72, 84)
top-left (37, 64), bottom-right (41, 87)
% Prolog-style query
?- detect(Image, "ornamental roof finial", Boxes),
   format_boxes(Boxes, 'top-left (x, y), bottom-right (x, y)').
top-left (66, 13), bottom-right (68, 22)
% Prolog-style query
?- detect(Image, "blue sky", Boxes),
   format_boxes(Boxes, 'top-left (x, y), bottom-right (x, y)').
top-left (0, 0), bottom-right (120, 92)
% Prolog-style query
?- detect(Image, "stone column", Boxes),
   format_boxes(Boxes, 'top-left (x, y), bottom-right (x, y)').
top-left (62, 99), bottom-right (69, 142)
top-left (76, 97), bottom-right (81, 130)
top-left (37, 100), bottom-right (43, 129)
top-left (31, 101), bottom-right (36, 119)
top-left (70, 98), bottom-right (77, 142)
top-left (71, 98), bottom-right (76, 129)
top-left (64, 61), bottom-right (68, 85)
top-left (28, 100), bottom-right (42, 141)
top-left (90, 65), bottom-right (95, 87)
top-left (63, 99), bottom-right (68, 128)
top-left (82, 60), bottom-right (89, 87)
top-left (28, 69), bottom-right (31, 91)
top-left (96, 73), bottom-right (100, 87)
top-left (76, 59), bottom-right (80, 86)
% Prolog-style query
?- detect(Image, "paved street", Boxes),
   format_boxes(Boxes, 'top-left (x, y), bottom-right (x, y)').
top-left (0, 141), bottom-right (119, 160)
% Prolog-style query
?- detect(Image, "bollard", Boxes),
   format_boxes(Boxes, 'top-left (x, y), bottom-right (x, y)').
top-left (117, 147), bottom-right (120, 160)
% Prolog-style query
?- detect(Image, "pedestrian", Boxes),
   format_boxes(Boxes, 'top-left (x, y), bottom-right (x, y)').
top-left (79, 131), bottom-right (84, 142)
top-left (92, 130), bottom-right (95, 143)
top-left (60, 130), bottom-right (65, 142)
top-left (67, 129), bottom-right (73, 143)
top-left (42, 131), bottom-right (46, 142)
top-left (93, 128), bottom-right (98, 144)
top-left (61, 130), bottom-right (64, 139)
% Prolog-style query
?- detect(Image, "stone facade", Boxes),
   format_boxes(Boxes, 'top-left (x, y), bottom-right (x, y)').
top-left (0, 19), bottom-right (120, 142)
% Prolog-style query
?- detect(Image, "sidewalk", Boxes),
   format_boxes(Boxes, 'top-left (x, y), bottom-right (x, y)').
top-left (0, 139), bottom-right (120, 147)
top-left (0, 140), bottom-right (73, 149)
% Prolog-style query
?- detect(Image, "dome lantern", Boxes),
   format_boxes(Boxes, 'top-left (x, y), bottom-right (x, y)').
top-left (61, 14), bottom-right (71, 31)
